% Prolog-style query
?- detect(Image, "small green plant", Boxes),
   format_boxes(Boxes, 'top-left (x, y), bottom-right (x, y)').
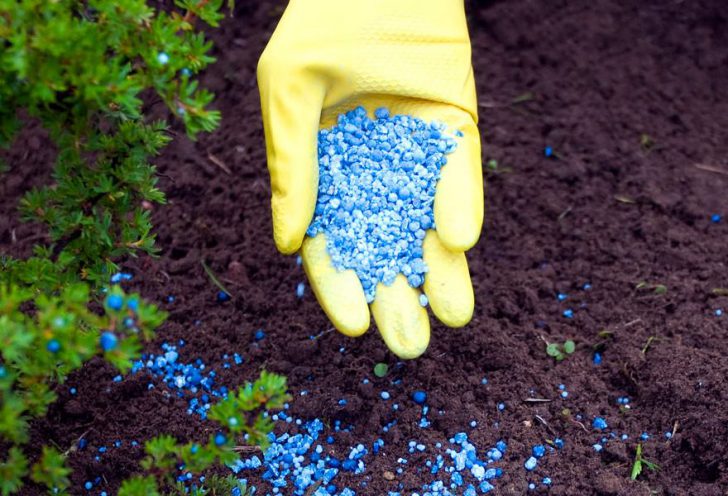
top-left (485, 158), bottom-right (512, 175)
top-left (631, 443), bottom-right (660, 480)
top-left (546, 339), bottom-right (576, 361)
top-left (187, 475), bottom-right (250, 496)
top-left (373, 363), bottom-right (389, 378)
top-left (120, 371), bottom-right (290, 494)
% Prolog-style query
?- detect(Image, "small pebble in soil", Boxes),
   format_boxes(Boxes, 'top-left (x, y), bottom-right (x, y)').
top-left (498, 402), bottom-right (506, 411)
top-left (254, 329), bottom-right (266, 341)
top-left (167, 295), bottom-right (175, 303)
top-left (716, 309), bottom-right (723, 316)
top-left (593, 417), bottom-right (608, 430)
top-left (99, 332), bottom-right (118, 352)
top-left (380, 391), bottom-right (391, 400)
top-left (216, 290), bottom-right (231, 303)
top-left (641, 432), bottom-right (650, 441)
top-left (665, 431), bottom-right (673, 439)
top-left (544, 146), bottom-right (554, 158)
top-left (419, 293), bottom-right (429, 307)
top-left (296, 282), bottom-right (305, 298)
top-left (557, 292), bottom-right (568, 301)
top-left (307, 106), bottom-right (458, 302)
top-left (524, 456), bottom-right (538, 471)
top-left (532, 445), bottom-right (546, 458)
top-left (593, 444), bottom-right (603, 452)
top-left (711, 213), bottom-right (721, 223)
top-left (563, 308), bottom-right (574, 318)
top-left (543, 477), bottom-right (552, 485)
top-left (84, 481), bottom-right (93, 490)
top-left (412, 390), bottom-right (427, 405)
top-left (157, 52), bottom-right (169, 64)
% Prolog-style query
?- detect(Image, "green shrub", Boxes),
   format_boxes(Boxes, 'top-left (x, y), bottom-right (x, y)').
top-left (0, 0), bottom-right (226, 287)
top-left (0, 1), bottom-right (288, 494)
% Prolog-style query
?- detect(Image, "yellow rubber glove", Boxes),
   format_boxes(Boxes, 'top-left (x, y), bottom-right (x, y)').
top-left (257, 0), bottom-right (483, 359)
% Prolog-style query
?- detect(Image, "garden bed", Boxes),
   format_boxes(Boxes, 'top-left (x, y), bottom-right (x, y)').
top-left (2, 0), bottom-right (727, 494)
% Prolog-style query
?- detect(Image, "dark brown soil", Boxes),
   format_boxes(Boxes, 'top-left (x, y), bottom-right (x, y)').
top-left (2, 0), bottom-right (728, 494)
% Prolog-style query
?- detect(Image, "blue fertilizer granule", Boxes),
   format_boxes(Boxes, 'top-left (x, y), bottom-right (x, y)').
top-left (307, 106), bottom-right (458, 302)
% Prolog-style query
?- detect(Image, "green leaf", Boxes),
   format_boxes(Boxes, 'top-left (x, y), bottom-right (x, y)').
top-left (31, 446), bottom-right (71, 492)
top-left (119, 476), bottom-right (160, 496)
top-left (563, 340), bottom-right (576, 354)
top-left (631, 459), bottom-right (642, 480)
top-left (545, 343), bottom-right (562, 358)
top-left (373, 363), bottom-right (389, 377)
top-left (0, 447), bottom-right (29, 495)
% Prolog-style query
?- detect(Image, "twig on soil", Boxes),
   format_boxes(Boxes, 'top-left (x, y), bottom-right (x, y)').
top-left (249, 178), bottom-right (270, 192)
top-left (560, 409), bottom-right (588, 432)
top-left (557, 206), bottom-right (573, 221)
top-left (201, 259), bottom-right (233, 296)
top-left (624, 318), bottom-right (643, 328)
top-left (693, 163), bottom-right (728, 176)
top-left (304, 479), bottom-right (323, 496)
top-left (207, 153), bottom-right (232, 175)
top-left (533, 415), bottom-right (557, 436)
top-left (523, 398), bottom-right (553, 404)
top-left (641, 335), bottom-right (659, 355)
top-left (233, 445), bottom-right (261, 453)
top-left (479, 92), bottom-right (535, 108)
top-left (311, 327), bottom-right (335, 340)
top-left (670, 420), bottom-right (679, 440)
top-left (64, 428), bottom-right (93, 456)
top-left (154, 270), bottom-right (171, 283)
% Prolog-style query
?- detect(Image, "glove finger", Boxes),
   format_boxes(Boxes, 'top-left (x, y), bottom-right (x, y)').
top-left (301, 234), bottom-right (370, 337)
top-left (371, 275), bottom-right (430, 359)
top-left (433, 109), bottom-right (484, 252)
top-left (422, 231), bottom-right (474, 327)
top-left (257, 55), bottom-right (325, 254)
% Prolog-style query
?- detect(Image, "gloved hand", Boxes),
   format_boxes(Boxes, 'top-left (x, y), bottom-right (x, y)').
top-left (257, 0), bottom-right (483, 359)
